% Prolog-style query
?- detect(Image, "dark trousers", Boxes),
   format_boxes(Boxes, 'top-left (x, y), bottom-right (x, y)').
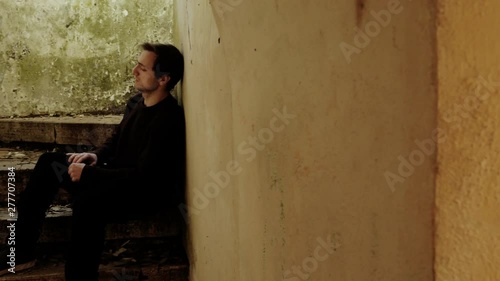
top-left (15, 152), bottom-right (161, 281)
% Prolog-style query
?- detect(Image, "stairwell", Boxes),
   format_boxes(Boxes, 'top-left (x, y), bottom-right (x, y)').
top-left (0, 114), bottom-right (189, 281)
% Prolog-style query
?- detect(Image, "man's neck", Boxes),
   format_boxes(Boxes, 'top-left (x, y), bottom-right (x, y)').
top-left (142, 91), bottom-right (169, 107)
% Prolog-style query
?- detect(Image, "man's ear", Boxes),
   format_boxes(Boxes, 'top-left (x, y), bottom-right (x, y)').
top-left (159, 74), bottom-right (171, 86)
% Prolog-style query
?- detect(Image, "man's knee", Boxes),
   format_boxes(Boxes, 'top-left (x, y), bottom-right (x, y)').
top-left (37, 152), bottom-right (66, 166)
top-left (35, 152), bottom-right (70, 183)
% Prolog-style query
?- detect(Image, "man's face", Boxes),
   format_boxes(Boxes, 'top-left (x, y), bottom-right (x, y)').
top-left (132, 51), bottom-right (160, 93)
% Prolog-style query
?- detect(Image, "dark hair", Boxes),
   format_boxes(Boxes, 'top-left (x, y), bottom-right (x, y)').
top-left (141, 42), bottom-right (184, 92)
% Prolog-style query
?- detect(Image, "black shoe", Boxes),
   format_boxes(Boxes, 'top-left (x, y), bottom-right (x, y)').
top-left (0, 246), bottom-right (36, 276)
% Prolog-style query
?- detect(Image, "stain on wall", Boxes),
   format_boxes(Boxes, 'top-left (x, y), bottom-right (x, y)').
top-left (0, 0), bottom-right (174, 117)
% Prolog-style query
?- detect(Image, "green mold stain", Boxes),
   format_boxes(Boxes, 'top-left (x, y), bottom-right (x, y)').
top-left (1, 0), bottom-right (174, 117)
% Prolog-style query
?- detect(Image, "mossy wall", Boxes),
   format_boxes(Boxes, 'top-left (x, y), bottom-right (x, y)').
top-left (0, 0), bottom-right (174, 117)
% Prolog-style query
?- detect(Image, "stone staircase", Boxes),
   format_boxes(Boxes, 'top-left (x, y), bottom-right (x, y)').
top-left (0, 115), bottom-right (189, 280)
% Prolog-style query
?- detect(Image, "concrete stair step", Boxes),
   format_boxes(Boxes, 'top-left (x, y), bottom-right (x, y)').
top-left (0, 115), bottom-right (121, 147)
top-left (0, 205), bottom-right (183, 244)
top-left (0, 237), bottom-right (189, 280)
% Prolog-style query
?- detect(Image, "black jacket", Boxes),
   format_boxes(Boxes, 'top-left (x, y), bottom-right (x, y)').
top-left (81, 92), bottom-right (186, 202)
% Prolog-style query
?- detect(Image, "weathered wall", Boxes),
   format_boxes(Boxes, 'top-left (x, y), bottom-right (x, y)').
top-left (0, 0), bottom-right (174, 117)
top-left (436, 1), bottom-right (500, 281)
top-left (176, 0), bottom-right (436, 280)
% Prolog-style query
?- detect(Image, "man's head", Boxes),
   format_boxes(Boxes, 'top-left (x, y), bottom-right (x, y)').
top-left (132, 43), bottom-right (184, 94)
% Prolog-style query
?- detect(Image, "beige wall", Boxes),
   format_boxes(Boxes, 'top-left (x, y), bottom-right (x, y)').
top-left (436, 1), bottom-right (500, 281)
top-left (175, 0), bottom-right (436, 280)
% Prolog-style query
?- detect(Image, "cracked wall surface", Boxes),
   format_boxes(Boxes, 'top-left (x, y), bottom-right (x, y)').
top-left (0, 0), bottom-right (174, 117)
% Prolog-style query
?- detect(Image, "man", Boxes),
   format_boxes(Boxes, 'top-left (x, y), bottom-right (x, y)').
top-left (0, 42), bottom-right (186, 280)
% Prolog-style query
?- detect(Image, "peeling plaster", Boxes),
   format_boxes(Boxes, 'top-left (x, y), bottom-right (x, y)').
top-left (0, 0), bottom-right (174, 117)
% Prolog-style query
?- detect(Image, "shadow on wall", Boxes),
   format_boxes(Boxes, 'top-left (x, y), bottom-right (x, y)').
top-left (0, 0), bottom-right (175, 117)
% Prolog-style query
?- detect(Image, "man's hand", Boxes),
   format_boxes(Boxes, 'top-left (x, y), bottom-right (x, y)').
top-left (68, 163), bottom-right (85, 182)
top-left (66, 152), bottom-right (98, 166)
